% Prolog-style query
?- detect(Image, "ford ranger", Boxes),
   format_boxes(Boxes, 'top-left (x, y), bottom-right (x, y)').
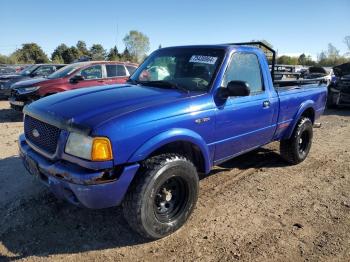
top-left (18, 42), bottom-right (327, 239)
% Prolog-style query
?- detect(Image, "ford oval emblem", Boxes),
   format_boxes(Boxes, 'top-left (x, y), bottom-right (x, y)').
top-left (32, 129), bottom-right (40, 138)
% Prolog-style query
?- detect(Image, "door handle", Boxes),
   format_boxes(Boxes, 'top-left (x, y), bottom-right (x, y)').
top-left (263, 101), bottom-right (271, 108)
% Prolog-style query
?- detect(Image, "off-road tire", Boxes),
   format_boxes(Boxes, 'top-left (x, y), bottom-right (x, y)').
top-left (122, 154), bottom-right (199, 239)
top-left (280, 117), bottom-right (313, 165)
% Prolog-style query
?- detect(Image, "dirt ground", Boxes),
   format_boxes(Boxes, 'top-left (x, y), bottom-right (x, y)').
top-left (0, 100), bottom-right (349, 262)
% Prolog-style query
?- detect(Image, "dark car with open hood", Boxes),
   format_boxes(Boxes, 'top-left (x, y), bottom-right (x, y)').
top-left (327, 62), bottom-right (350, 108)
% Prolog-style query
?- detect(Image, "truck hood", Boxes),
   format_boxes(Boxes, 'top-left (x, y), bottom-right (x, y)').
top-left (333, 63), bottom-right (350, 77)
top-left (24, 84), bottom-right (194, 134)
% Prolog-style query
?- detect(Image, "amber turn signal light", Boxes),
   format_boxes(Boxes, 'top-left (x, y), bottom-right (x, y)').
top-left (91, 137), bottom-right (113, 161)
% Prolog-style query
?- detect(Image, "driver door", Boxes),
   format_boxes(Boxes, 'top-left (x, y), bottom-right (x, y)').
top-left (214, 52), bottom-right (278, 162)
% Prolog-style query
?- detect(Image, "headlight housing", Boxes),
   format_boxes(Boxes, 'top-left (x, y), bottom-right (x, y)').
top-left (16, 86), bottom-right (40, 94)
top-left (65, 132), bottom-right (113, 161)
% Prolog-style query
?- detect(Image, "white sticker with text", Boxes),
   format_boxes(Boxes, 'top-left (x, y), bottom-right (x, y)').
top-left (189, 55), bottom-right (218, 65)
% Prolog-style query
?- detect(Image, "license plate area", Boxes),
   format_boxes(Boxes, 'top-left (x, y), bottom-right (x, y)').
top-left (24, 155), bottom-right (40, 177)
top-left (9, 98), bottom-right (24, 106)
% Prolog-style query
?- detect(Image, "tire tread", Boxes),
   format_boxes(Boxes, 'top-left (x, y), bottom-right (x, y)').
top-left (280, 117), bottom-right (312, 165)
top-left (122, 153), bottom-right (195, 239)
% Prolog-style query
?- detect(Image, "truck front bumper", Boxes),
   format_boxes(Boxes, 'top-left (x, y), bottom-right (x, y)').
top-left (18, 135), bottom-right (140, 209)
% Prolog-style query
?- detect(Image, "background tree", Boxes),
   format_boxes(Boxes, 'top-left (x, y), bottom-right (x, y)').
top-left (51, 54), bottom-right (64, 64)
top-left (317, 43), bottom-right (348, 67)
top-left (276, 55), bottom-right (298, 65)
top-left (90, 44), bottom-right (106, 60)
top-left (298, 54), bottom-right (306, 65)
top-left (121, 48), bottom-right (133, 62)
top-left (62, 47), bottom-right (80, 63)
top-left (344, 36), bottom-right (350, 56)
top-left (123, 30), bottom-right (150, 62)
top-left (304, 55), bottom-right (316, 66)
top-left (51, 44), bottom-right (80, 64)
top-left (107, 46), bottom-right (119, 61)
top-left (327, 43), bottom-right (340, 60)
top-left (0, 53), bottom-right (18, 64)
top-left (76, 40), bottom-right (90, 57)
top-left (51, 44), bottom-right (69, 63)
top-left (13, 43), bottom-right (49, 63)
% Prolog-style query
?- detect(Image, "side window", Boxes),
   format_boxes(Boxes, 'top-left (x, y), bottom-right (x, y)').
top-left (126, 65), bottom-right (137, 75)
top-left (106, 65), bottom-right (127, 77)
top-left (223, 53), bottom-right (263, 95)
top-left (78, 65), bottom-right (102, 79)
top-left (34, 66), bottom-right (56, 76)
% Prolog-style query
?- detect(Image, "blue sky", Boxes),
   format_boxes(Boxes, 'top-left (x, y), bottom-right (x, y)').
top-left (1, 0), bottom-right (349, 59)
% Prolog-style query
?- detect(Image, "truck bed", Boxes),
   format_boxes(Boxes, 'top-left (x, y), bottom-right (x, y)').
top-left (273, 82), bottom-right (327, 140)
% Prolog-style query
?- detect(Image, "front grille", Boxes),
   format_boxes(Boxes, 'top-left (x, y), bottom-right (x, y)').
top-left (24, 115), bottom-right (61, 155)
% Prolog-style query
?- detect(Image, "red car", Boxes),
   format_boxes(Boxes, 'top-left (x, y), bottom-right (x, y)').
top-left (9, 61), bottom-right (138, 110)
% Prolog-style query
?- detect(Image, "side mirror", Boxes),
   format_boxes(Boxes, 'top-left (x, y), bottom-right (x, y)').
top-left (70, 75), bottom-right (84, 83)
top-left (30, 72), bottom-right (38, 77)
top-left (218, 80), bottom-right (250, 99)
top-left (227, 81), bottom-right (250, 96)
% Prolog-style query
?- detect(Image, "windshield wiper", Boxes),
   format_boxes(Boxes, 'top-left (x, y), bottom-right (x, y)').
top-left (139, 80), bottom-right (189, 93)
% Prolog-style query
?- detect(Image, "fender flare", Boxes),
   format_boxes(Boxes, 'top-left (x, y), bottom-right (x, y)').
top-left (128, 128), bottom-right (212, 173)
top-left (284, 100), bottom-right (315, 139)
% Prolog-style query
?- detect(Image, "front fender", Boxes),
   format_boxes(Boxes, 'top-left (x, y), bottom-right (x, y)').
top-left (284, 100), bottom-right (315, 139)
top-left (128, 128), bottom-right (212, 173)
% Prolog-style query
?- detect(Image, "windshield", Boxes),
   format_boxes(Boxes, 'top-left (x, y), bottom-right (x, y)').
top-left (47, 64), bottom-right (83, 79)
top-left (130, 47), bottom-right (225, 92)
top-left (19, 65), bottom-right (37, 76)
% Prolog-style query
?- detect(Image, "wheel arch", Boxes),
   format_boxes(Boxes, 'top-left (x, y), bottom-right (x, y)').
top-left (284, 100), bottom-right (315, 139)
top-left (128, 129), bottom-right (211, 174)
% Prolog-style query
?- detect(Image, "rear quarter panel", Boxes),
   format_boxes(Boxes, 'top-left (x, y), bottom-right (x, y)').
top-left (273, 84), bottom-right (327, 140)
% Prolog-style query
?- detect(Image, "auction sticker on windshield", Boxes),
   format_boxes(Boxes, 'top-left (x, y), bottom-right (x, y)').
top-left (189, 55), bottom-right (218, 65)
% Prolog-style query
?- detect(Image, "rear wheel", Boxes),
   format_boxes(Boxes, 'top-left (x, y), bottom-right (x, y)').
top-left (280, 117), bottom-right (313, 164)
top-left (122, 154), bottom-right (199, 239)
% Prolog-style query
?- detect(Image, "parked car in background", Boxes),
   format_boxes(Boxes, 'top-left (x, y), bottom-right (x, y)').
top-left (0, 64), bottom-right (65, 98)
top-left (9, 61), bottom-right (138, 110)
top-left (0, 65), bottom-right (17, 76)
top-left (273, 64), bottom-right (301, 80)
top-left (303, 66), bottom-right (332, 85)
top-left (327, 62), bottom-right (350, 108)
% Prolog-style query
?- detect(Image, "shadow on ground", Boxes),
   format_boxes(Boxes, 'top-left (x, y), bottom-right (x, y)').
top-left (202, 147), bottom-right (286, 178)
top-left (0, 108), bottom-right (23, 123)
top-left (323, 107), bottom-right (350, 117)
top-left (0, 147), bottom-right (286, 260)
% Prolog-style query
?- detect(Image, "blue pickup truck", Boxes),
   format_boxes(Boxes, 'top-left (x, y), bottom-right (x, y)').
top-left (19, 42), bottom-right (327, 239)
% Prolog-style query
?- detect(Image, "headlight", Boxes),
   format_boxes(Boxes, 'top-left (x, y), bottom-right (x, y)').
top-left (16, 86), bottom-right (40, 94)
top-left (65, 132), bottom-right (113, 161)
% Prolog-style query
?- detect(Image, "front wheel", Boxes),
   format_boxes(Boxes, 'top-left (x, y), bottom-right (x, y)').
top-left (280, 117), bottom-right (313, 165)
top-left (122, 154), bottom-right (199, 239)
